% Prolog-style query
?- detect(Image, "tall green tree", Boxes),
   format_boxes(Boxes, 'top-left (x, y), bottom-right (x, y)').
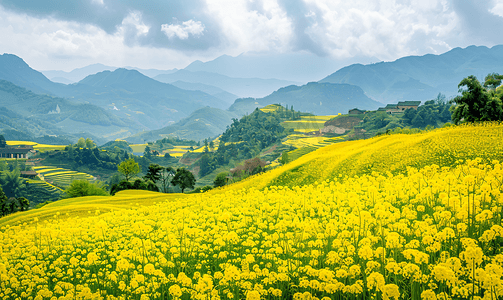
top-left (0, 168), bottom-right (26, 198)
top-left (85, 138), bottom-right (96, 149)
top-left (144, 145), bottom-right (152, 159)
top-left (0, 135), bottom-right (6, 148)
top-left (0, 185), bottom-right (7, 216)
top-left (451, 75), bottom-right (503, 124)
top-left (118, 158), bottom-right (140, 181)
top-left (76, 137), bottom-right (86, 148)
top-left (144, 164), bottom-right (163, 183)
top-left (171, 168), bottom-right (196, 193)
top-left (159, 166), bottom-right (175, 193)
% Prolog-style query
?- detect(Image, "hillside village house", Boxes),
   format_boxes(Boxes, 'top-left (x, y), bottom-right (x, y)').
top-left (0, 146), bottom-right (35, 159)
top-left (348, 108), bottom-right (366, 115)
top-left (379, 101), bottom-right (421, 114)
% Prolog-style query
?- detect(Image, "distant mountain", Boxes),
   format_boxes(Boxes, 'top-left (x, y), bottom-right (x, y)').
top-left (57, 68), bottom-right (227, 129)
top-left (0, 53), bottom-right (64, 94)
top-left (0, 54), bottom-right (230, 134)
top-left (170, 81), bottom-right (238, 105)
top-left (0, 80), bottom-right (133, 143)
top-left (126, 106), bottom-right (238, 143)
top-left (154, 69), bottom-right (300, 98)
top-left (320, 45), bottom-right (503, 103)
top-left (229, 82), bottom-right (382, 116)
top-left (184, 52), bottom-right (377, 83)
top-left (42, 63), bottom-right (178, 83)
top-left (41, 63), bottom-right (116, 83)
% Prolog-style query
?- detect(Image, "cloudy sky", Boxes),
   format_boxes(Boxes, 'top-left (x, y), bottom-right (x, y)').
top-left (0, 0), bottom-right (502, 72)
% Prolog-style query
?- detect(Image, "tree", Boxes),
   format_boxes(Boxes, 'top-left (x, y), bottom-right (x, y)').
top-left (171, 168), bottom-right (196, 193)
top-left (118, 158), bottom-right (140, 181)
top-left (144, 145), bottom-right (152, 159)
top-left (213, 172), bottom-right (228, 187)
top-left (451, 75), bottom-right (503, 124)
top-left (484, 73), bottom-right (503, 90)
top-left (7, 197), bottom-right (17, 213)
top-left (0, 135), bottom-right (6, 148)
top-left (0, 185), bottom-right (8, 216)
top-left (85, 138), bottom-right (96, 149)
top-left (62, 180), bottom-right (109, 198)
top-left (144, 164), bottom-right (163, 183)
top-left (76, 137), bottom-right (86, 148)
top-left (280, 151), bottom-right (289, 165)
top-left (17, 197), bottom-right (29, 211)
top-left (0, 168), bottom-right (26, 198)
top-left (159, 166), bottom-right (175, 193)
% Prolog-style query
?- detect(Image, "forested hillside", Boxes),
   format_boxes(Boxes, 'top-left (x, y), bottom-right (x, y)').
top-left (229, 82), bottom-right (381, 116)
top-left (0, 80), bottom-right (131, 143)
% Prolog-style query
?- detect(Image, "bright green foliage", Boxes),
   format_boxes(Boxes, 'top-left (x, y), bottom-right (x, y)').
top-left (451, 75), bottom-right (503, 124)
top-left (62, 180), bottom-right (109, 198)
top-left (213, 172), bottom-right (228, 187)
top-left (117, 158), bottom-right (140, 181)
top-left (85, 138), bottom-right (96, 149)
top-left (484, 72), bottom-right (503, 90)
top-left (76, 138), bottom-right (86, 148)
top-left (171, 168), bottom-right (196, 193)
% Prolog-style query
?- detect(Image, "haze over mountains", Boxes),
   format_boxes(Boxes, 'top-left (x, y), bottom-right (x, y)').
top-left (0, 45), bottom-right (501, 144)
top-left (321, 45), bottom-right (503, 103)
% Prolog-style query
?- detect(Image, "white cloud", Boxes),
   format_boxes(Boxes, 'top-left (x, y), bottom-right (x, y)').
top-left (91, 0), bottom-right (105, 6)
top-left (204, 0), bottom-right (292, 54)
top-left (161, 19), bottom-right (205, 39)
top-left (490, 0), bottom-right (503, 17)
top-left (120, 11), bottom-right (150, 36)
top-left (0, 6), bottom-right (196, 71)
top-left (297, 0), bottom-right (458, 60)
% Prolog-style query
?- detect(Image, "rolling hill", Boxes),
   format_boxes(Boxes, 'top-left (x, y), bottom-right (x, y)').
top-left (1, 124), bottom-right (502, 300)
top-left (228, 82), bottom-right (382, 116)
top-left (126, 106), bottom-right (239, 143)
top-left (320, 44), bottom-right (503, 103)
top-left (0, 80), bottom-right (134, 143)
top-left (0, 54), bottom-right (231, 135)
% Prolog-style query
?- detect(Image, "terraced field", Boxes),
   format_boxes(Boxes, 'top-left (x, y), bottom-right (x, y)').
top-left (282, 134), bottom-right (345, 162)
top-left (33, 166), bottom-right (95, 188)
top-left (281, 115), bottom-right (338, 133)
top-left (24, 179), bottom-right (63, 206)
top-left (6, 141), bottom-right (66, 152)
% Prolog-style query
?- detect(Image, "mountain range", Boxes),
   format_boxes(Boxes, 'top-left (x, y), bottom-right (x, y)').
top-left (0, 45), bottom-right (501, 144)
top-left (228, 82), bottom-right (381, 116)
top-left (0, 80), bottom-right (128, 143)
top-left (320, 45), bottom-right (503, 103)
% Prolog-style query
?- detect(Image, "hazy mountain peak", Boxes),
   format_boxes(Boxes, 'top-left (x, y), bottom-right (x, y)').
top-left (320, 44), bottom-right (503, 103)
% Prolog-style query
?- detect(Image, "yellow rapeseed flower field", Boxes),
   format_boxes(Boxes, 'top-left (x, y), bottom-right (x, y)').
top-left (1, 123), bottom-right (503, 300)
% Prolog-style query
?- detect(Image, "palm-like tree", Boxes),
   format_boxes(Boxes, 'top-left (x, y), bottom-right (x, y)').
top-left (0, 168), bottom-right (26, 198)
